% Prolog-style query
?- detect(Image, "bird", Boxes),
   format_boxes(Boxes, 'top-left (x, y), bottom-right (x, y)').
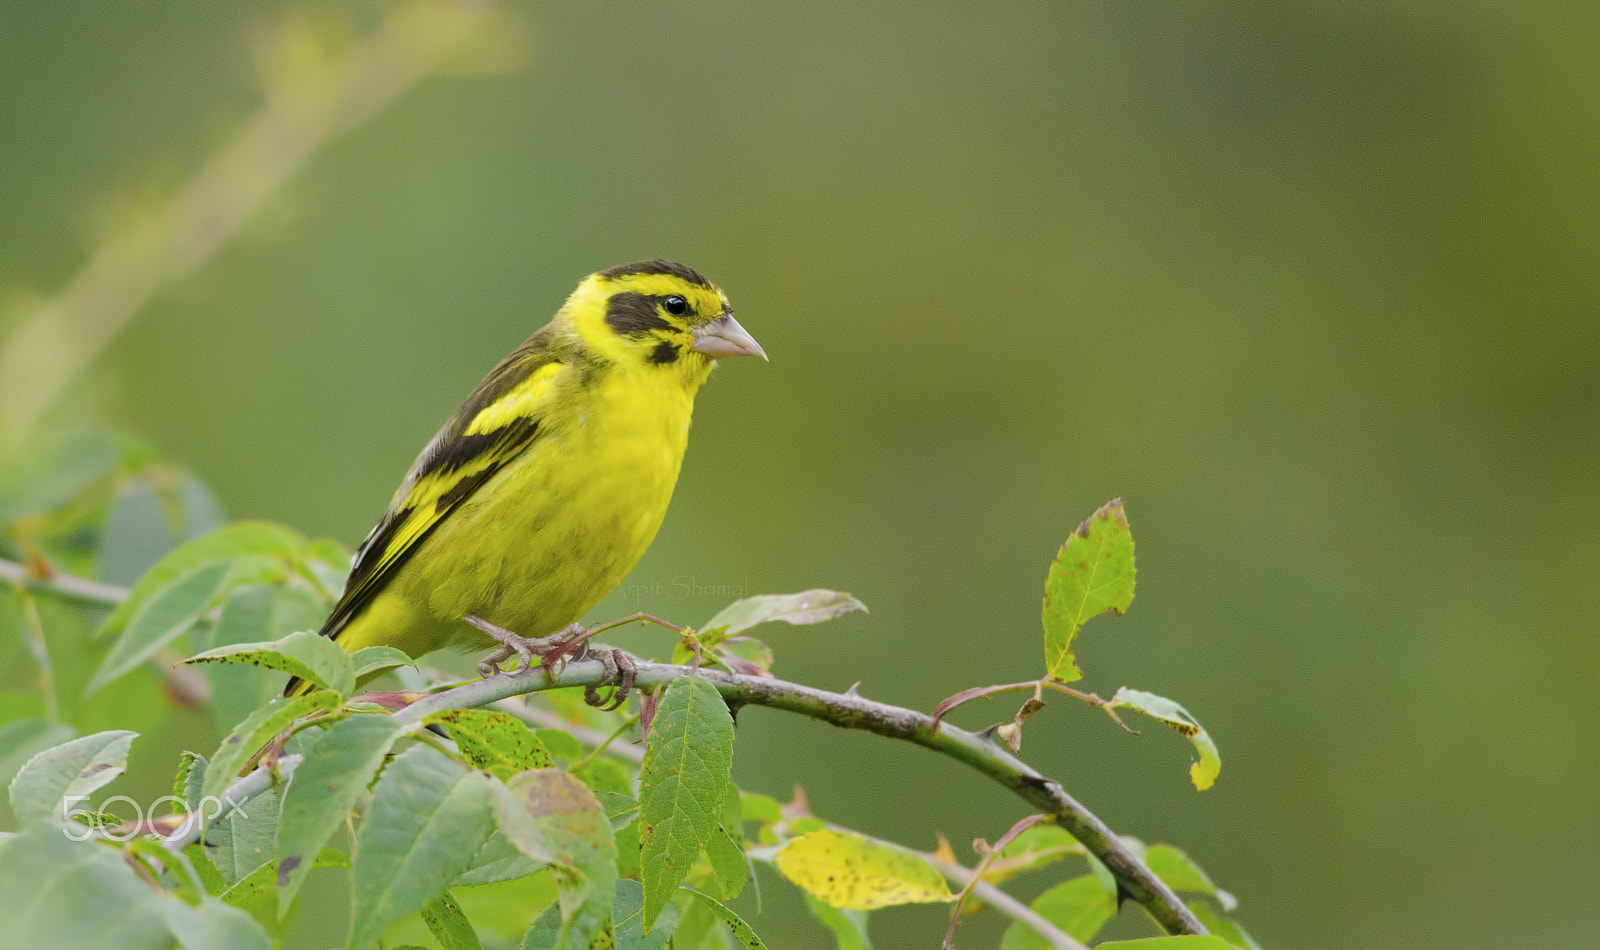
top-left (285, 260), bottom-right (765, 698)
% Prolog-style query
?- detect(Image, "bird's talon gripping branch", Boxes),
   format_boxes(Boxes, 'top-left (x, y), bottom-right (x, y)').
top-left (584, 648), bottom-right (638, 711)
top-left (465, 615), bottom-right (584, 679)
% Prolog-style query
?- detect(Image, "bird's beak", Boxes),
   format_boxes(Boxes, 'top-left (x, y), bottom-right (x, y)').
top-left (692, 314), bottom-right (768, 361)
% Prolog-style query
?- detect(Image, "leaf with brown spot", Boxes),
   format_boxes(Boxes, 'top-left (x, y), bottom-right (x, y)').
top-left (1106, 688), bottom-right (1220, 791)
top-left (775, 828), bottom-right (952, 911)
top-left (424, 707), bottom-right (553, 780)
top-left (1041, 498), bottom-right (1136, 683)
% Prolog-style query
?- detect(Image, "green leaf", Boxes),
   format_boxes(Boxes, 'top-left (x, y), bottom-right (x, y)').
top-left (1145, 844), bottom-right (1220, 898)
top-left (638, 674), bottom-right (735, 927)
top-left (126, 837), bottom-right (207, 905)
top-left (803, 893), bottom-right (873, 950)
top-left (739, 791), bottom-right (782, 827)
top-left (1106, 688), bottom-right (1221, 791)
top-left (0, 717), bottom-right (75, 788)
top-left (0, 825), bottom-right (189, 949)
top-left (276, 714), bottom-right (409, 913)
top-left (183, 628), bottom-right (355, 698)
top-left (185, 842), bottom-right (228, 897)
top-left (456, 831), bottom-right (547, 886)
top-left (208, 585), bottom-right (328, 731)
top-left (1042, 498), bottom-right (1135, 683)
top-left (534, 728), bottom-right (584, 762)
top-left (593, 789), bottom-right (640, 831)
top-left (173, 750), bottom-right (207, 814)
top-left (422, 889), bottom-right (485, 950)
top-left (217, 847), bottom-right (348, 906)
top-left (201, 691), bottom-right (340, 806)
top-left (998, 875), bottom-right (1115, 949)
top-left (351, 644), bottom-right (415, 680)
top-left (101, 521), bottom-right (307, 637)
top-left (523, 879), bottom-right (677, 950)
top-left (716, 636), bottom-right (774, 675)
top-left (612, 878), bottom-right (677, 950)
top-left (86, 559), bottom-right (232, 695)
top-left (700, 590), bottom-right (867, 646)
top-left (704, 824), bottom-right (749, 901)
top-left (1187, 902), bottom-right (1262, 950)
top-left (97, 481), bottom-right (175, 587)
top-left (491, 769), bottom-right (618, 950)
top-left (1095, 938), bottom-right (1236, 949)
top-left (205, 782), bottom-right (283, 887)
top-left (8, 729), bottom-right (136, 824)
top-left (680, 886), bottom-right (770, 950)
top-left (181, 897), bottom-right (274, 950)
top-left (774, 828), bottom-right (952, 910)
top-left (348, 745), bottom-right (496, 950)
top-left (177, 473), bottom-right (229, 540)
top-left (425, 707), bottom-right (554, 779)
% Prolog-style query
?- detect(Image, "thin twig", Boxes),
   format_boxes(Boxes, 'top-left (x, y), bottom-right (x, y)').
top-left (10, 582), bottom-right (59, 722)
top-left (943, 814), bottom-right (1047, 949)
top-left (0, 556), bottom-right (131, 606)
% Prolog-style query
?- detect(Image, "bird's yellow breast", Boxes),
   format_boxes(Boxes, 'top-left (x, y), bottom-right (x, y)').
top-left (337, 360), bottom-right (699, 660)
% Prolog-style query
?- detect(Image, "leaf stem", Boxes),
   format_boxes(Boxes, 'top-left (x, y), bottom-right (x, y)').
top-left (572, 713), bottom-right (638, 772)
top-left (10, 582), bottom-right (60, 722)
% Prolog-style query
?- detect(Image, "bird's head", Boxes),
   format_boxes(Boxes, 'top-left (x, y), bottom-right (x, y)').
top-left (563, 260), bottom-right (765, 378)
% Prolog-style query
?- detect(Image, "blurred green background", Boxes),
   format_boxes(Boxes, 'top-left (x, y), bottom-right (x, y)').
top-left (3, 1), bottom-right (1597, 947)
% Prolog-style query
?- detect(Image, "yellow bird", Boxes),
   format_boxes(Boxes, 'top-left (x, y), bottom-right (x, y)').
top-left (286, 260), bottom-right (764, 696)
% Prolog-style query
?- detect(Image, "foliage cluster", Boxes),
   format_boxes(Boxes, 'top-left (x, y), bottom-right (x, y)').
top-left (0, 431), bottom-right (1257, 949)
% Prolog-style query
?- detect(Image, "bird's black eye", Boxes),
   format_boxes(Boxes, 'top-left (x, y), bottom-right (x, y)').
top-left (663, 295), bottom-right (689, 316)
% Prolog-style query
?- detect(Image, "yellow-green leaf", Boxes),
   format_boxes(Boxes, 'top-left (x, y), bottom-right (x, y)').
top-left (1107, 688), bottom-right (1221, 791)
top-left (1041, 499), bottom-right (1135, 683)
top-left (774, 828), bottom-right (952, 911)
top-left (424, 708), bottom-right (552, 780)
top-left (182, 630), bottom-right (355, 698)
top-left (700, 590), bottom-right (867, 647)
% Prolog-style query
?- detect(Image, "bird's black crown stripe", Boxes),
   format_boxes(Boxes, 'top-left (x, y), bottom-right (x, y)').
top-left (599, 259), bottom-right (713, 288)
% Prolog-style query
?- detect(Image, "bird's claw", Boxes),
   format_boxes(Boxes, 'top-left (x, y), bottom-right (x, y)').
top-left (585, 648), bottom-right (638, 711)
top-left (465, 615), bottom-right (635, 709)
top-left (466, 615), bottom-right (584, 679)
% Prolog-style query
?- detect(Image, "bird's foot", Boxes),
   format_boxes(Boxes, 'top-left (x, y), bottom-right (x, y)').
top-left (584, 647), bottom-right (638, 712)
top-left (466, 615), bottom-right (584, 678)
top-left (464, 615), bottom-right (637, 709)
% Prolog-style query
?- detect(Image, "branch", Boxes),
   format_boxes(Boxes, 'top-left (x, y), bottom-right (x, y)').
top-left (0, 556), bottom-right (131, 606)
top-left (395, 661), bottom-right (1208, 936)
top-left (36, 549), bottom-right (1200, 934)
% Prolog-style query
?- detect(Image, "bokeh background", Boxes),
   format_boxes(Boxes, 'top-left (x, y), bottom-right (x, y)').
top-left (3, 1), bottom-right (1597, 947)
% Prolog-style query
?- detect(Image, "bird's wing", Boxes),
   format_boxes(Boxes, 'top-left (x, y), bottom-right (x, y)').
top-left (319, 332), bottom-right (564, 642)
